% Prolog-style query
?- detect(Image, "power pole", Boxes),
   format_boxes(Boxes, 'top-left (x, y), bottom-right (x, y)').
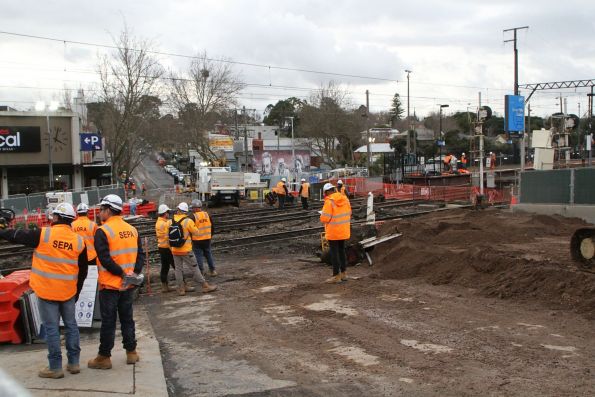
top-left (242, 106), bottom-right (248, 172)
top-left (405, 70), bottom-right (412, 154)
top-left (478, 92), bottom-right (484, 196)
top-left (588, 87), bottom-right (594, 166)
top-left (503, 26), bottom-right (529, 95)
top-left (366, 90), bottom-right (371, 171)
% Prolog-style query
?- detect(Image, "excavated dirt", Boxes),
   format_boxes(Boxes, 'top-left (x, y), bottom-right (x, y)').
top-left (373, 208), bottom-right (595, 318)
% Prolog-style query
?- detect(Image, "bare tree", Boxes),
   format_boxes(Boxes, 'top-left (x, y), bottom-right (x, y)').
top-left (298, 82), bottom-right (363, 167)
top-left (168, 51), bottom-right (244, 161)
top-left (92, 26), bottom-right (164, 178)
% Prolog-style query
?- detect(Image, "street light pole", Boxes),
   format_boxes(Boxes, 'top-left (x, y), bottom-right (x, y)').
top-left (405, 70), bottom-right (412, 154)
top-left (37, 101), bottom-right (58, 190)
top-left (438, 104), bottom-right (449, 174)
top-left (366, 90), bottom-right (371, 171)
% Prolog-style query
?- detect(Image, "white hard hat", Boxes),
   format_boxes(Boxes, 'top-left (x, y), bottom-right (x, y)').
top-left (76, 203), bottom-right (89, 213)
top-left (158, 204), bottom-right (170, 215)
top-left (462, 152), bottom-right (466, 156)
top-left (323, 183), bottom-right (335, 192)
top-left (301, 178), bottom-right (306, 182)
top-left (281, 177), bottom-right (287, 182)
top-left (52, 203), bottom-right (76, 220)
top-left (177, 202), bottom-right (189, 212)
top-left (337, 179), bottom-right (343, 184)
top-left (191, 199), bottom-right (202, 208)
top-left (99, 194), bottom-right (123, 212)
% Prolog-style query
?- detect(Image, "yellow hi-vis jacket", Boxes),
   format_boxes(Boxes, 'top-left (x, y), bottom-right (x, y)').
top-left (300, 182), bottom-right (310, 198)
top-left (71, 216), bottom-right (98, 261)
top-left (155, 216), bottom-right (171, 249)
top-left (170, 213), bottom-right (199, 255)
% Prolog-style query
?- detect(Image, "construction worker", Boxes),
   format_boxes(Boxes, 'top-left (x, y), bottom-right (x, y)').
top-left (190, 199), bottom-right (218, 276)
top-left (171, 202), bottom-right (217, 295)
top-left (460, 152), bottom-right (468, 169)
top-left (275, 178), bottom-right (289, 210)
top-left (72, 203), bottom-right (98, 266)
top-left (320, 183), bottom-right (352, 284)
top-left (88, 194), bottom-right (144, 370)
top-left (337, 180), bottom-right (348, 197)
top-left (141, 182), bottom-right (147, 196)
top-left (443, 154), bottom-right (452, 172)
top-left (298, 178), bottom-right (310, 210)
top-left (0, 203), bottom-right (87, 379)
top-left (155, 204), bottom-right (175, 292)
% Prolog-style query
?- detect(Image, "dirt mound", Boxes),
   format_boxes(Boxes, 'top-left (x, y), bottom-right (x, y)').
top-left (372, 208), bottom-right (595, 318)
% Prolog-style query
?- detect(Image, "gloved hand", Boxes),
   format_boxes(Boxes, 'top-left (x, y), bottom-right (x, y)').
top-left (0, 218), bottom-right (7, 229)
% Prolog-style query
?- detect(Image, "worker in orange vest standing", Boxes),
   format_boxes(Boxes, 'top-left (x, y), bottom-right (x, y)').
top-left (274, 177), bottom-right (288, 210)
top-left (72, 203), bottom-right (98, 267)
top-left (191, 199), bottom-right (218, 276)
top-left (171, 202), bottom-right (217, 295)
top-left (88, 194), bottom-right (144, 370)
top-left (155, 204), bottom-right (175, 292)
top-left (0, 203), bottom-right (88, 379)
top-left (319, 183), bottom-right (352, 284)
top-left (337, 180), bottom-right (349, 197)
top-left (298, 178), bottom-right (310, 209)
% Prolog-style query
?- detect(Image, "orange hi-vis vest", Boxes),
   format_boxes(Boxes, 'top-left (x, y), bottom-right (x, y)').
top-left (97, 216), bottom-right (138, 290)
top-left (31, 225), bottom-right (84, 301)
top-left (155, 216), bottom-right (171, 248)
top-left (275, 181), bottom-right (286, 195)
top-left (301, 182), bottom-right (310, 198)
top-left (192, 211), bottom-right (212, 241)
top-left (71, 216), bottom-right (98, 261)
top-left (320, 192), bottom-right (352, 240)
top-left (170, 214), bottom-right (197, 256)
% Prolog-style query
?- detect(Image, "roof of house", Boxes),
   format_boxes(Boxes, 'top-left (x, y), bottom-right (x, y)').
top-left (354, 143), bottom-right (394, 153)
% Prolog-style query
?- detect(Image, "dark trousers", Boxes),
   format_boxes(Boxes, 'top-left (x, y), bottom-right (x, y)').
top-left (158, 247), bottom-right (175, 283)
top-left (278, 194), bottom-right (286, 209)
top-left (329, 239), bottom-right (347, 276)
top-left (301, 196), bottom-right (309, 209)
top-left (98, 289), bottom-right (136, 356)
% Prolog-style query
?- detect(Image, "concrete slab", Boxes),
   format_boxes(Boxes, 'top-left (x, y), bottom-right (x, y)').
top-left (0, 307), bottom-right (167, 396)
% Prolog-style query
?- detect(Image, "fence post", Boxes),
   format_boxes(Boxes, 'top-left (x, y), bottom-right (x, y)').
top-left (569, 168), bottom-right (575, 205)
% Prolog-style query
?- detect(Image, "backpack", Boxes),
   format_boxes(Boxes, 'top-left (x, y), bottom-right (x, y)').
top-left (168, 216), bottom-right (188, 248)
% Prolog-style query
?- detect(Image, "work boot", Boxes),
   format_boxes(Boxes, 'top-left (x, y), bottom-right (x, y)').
top-left (126, 350), bottom-right (140, 365)
top-left (161, 282), bottom-right (171, 293)
top-left (184, 281), bottom-right (195, 292)
top-left (66, 364), bottom-right (80, 374)
top-left (38, 367), bottom-right (64, 379)
top-left (340, 271), bottom-right (347, 281)
top-left (208, 270), bottom-right (218, 277)
top-left (202, 282), bottom-right (218, 293)
top-left (177, 285), bottom-right (186, 296)
top-left (87, 355), bottom-right (112, 370)
top-left (325, 274), bottom-right (342, 284)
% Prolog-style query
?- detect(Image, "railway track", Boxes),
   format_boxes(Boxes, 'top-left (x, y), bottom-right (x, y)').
top-left (0, 203), bottom-right (469, 275)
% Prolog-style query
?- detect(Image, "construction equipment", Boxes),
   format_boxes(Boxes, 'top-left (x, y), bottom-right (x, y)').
top-left (571, 228), bottom-right (595, 272)
top-left (0, 208), bottom-right (15, 229)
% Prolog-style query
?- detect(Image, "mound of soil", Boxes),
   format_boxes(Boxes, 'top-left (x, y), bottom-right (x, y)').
top-left (372, 208), bottom-right (595, 318)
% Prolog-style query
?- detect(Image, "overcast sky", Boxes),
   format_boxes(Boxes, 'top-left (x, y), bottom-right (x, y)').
top-left (1, 0), bottom-right (594, 119)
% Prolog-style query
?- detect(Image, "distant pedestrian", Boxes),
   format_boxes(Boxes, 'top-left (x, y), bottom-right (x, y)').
top-left (460, 153), bottom-right (468, 169)
top-left (490, 152), bottom-right (496, 169)
top-left (320, 183), bottom-right (351, 284)
top-left (141, 182), bottom-right (147, 196)
top-left (337, 180), bottom-right (349, 197)
top-left (191, 199), bottom-right (218, 277)
top-left (129, 198), bottom-right (137, 216)
top-left (298, 178), bottom-right (310, 210)
top-left (130, 182), bottom-right (137, 196)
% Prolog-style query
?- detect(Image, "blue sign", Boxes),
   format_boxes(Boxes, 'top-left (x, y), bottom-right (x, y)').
top-left (505, 95), bottom-right (525, 135)
top-left (436, 140), bottom-right (446, 147)
top-left (80, 133), bottom-right (102, 151)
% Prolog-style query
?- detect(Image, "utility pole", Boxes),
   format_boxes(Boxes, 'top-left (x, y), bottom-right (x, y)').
top-left (522, 103), bottom-right (530, 172)
top-left (366, 90), bottom-right (371, 171)
top-left (242, 106), bottom-right (248, 172)
top-left (503, 26), bottom-right (529, 95)
top-left (405, 70), bottom-right (412, 154)
top-left (588, 87), bottom-right (594, 166)
top-left (478, 92), bottom-right (484, 196)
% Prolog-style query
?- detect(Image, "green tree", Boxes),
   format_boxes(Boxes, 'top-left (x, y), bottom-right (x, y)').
top-left (263, 97), bottom-right (304, 129)
top-left (389, 93), bottom-right (404, 126)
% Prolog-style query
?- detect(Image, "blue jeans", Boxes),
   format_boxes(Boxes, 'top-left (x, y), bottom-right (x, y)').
top-left (38, 297), bottom-right (80, 370)
top-left (98, 289), bottom-right (136, 357)
top-left (192, 240), bottom-right (216, 272)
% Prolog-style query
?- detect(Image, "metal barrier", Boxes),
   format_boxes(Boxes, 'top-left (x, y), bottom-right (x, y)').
top-left (0, 184), bottom-right (125, 215)
top-left (520, 168), bottom-right (595, 205)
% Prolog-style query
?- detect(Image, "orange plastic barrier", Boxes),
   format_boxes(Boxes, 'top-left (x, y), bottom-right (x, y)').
top-left (0, 270), bottom-right (31, 344)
